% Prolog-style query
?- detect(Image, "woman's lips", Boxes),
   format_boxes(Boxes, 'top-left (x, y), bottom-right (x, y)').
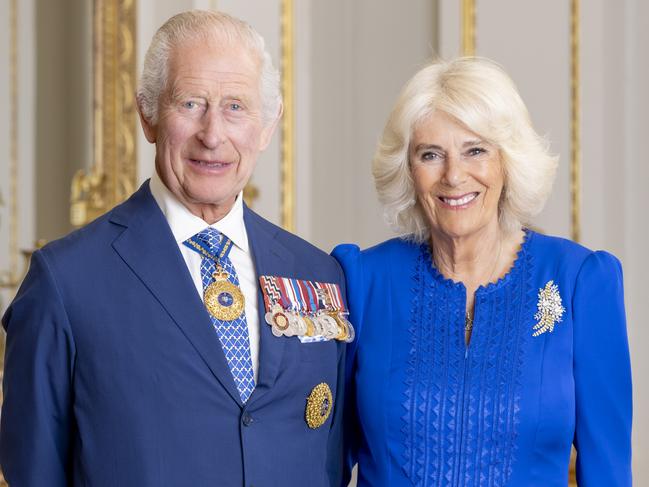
top-left (437, 192), bottom-right (479, 208)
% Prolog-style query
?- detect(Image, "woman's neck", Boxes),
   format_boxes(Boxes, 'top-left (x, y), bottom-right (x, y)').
top-left (430, 224), bottom-right (522, 289)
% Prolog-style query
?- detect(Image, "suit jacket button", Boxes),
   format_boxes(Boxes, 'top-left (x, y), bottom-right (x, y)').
top-left (242, 413), bottom-right (254, 426)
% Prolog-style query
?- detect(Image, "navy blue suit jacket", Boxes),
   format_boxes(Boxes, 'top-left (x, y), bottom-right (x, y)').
top-left (1, 182), bottom-right (345, 486)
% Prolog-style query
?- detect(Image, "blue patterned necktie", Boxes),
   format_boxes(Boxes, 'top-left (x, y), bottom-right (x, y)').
top-left (184, 227), bottom-right (255, 403)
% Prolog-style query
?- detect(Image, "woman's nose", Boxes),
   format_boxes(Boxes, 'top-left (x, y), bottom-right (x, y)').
top-left (442, 153), bottom-right (467, 187)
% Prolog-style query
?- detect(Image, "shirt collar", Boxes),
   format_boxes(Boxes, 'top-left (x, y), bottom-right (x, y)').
top-left (149, 172), bottom-right (249, 253)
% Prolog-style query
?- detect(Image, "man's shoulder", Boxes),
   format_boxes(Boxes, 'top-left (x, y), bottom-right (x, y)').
top-left (244, 208), bottom-right (341, 279)
top-left (245, 208), bottom-right (333, 260)
top-left (39, 183), bottom-right (156, 265)
top-left (40, 210), bottom-right (119, 260)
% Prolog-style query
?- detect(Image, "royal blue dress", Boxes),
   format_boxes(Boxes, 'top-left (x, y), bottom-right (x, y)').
top-left (333, 230), bottom-right (632, 487)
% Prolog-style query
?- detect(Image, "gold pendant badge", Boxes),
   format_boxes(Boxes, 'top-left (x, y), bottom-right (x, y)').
top-left (204, 279), bottom-right (245, 322)
top-left (305, 383), bottom-right (333, 429)
top-left (532, 280), bottom-right (566, 337)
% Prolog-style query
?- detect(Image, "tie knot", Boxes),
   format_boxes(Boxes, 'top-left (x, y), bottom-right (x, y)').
top-left (195, 227), bottom-right (222, 254)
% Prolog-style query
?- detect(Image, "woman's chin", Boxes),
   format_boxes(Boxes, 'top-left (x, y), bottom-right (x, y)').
top-left (432, 219), bottom-right (499, 241)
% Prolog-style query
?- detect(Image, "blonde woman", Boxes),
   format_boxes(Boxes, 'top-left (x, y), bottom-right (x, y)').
top-left (334, 57), bottom-right (632, 487)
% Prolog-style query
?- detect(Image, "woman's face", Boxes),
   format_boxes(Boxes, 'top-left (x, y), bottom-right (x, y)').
top-left (410, 110), bottom-right (504, 241)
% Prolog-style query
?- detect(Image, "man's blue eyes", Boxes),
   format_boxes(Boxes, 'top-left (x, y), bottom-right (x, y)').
top-left (182, 101), bottom-right (243, 111)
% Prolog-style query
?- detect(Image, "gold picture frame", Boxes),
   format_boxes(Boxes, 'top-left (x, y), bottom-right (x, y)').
top-left (70, 0), bottom-right (137, 228)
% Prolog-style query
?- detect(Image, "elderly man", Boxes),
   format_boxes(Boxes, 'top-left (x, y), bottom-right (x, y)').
top-left (1, 11), bottom-right (346, 486)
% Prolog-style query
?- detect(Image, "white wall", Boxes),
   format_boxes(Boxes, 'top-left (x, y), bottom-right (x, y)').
top-left (620, 0), bottom-right (649, 481)
top-left (304, 0), bottom-right (436, 252)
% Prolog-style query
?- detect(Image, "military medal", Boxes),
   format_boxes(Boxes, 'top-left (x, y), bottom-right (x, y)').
top-left (330, 312), bottom-right (349, 341)
top-left (259, 275), bottom-right (355, 342)
top-left (288, 312), bottom-right (305, 336)
top-left (340, 315), bottom-right (355, 343)
top-left (302, 315), bottom-right (316, 337)
top-left (319, 314), bottom-right (339, 339)
top-left (305, 383), bottom-right (333, 429)
top-left (265, 304), bottom-right (291, 337)
top-left (315, 281), bottom-right (356, 343)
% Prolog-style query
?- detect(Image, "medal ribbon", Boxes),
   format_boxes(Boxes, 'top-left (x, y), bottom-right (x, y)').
top-left (258, 276), bottom-right (347, 314)
top-left (183, 232), bottom-right (235, 264)
top-left (276, 277), bottom-right (296, 312)
top-left (291, 279), bottom-right (315, 315)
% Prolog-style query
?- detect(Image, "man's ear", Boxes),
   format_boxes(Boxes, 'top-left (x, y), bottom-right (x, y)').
top-left (136, 94), bottom-right (157, 143)
top-left (259, 102), bottom-right (283, 151)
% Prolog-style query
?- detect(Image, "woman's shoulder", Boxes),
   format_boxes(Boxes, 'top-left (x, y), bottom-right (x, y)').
top-left (332, 236), bottom-right (421, 271)
top-left (526, 229), bottom-right (622, 276)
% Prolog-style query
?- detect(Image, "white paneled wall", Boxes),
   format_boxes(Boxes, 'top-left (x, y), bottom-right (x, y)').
top-left (620, 1), bottom-right (649, 481)
top-left (305, 0), bottom-right (436, 252)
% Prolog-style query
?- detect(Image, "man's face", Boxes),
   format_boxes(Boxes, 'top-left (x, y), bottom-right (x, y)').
top-left (140, 37), bottom-right (279, 222)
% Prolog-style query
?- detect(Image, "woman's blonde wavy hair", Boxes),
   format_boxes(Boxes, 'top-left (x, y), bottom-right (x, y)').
top-left (373, 57), bottom-right (558, 242)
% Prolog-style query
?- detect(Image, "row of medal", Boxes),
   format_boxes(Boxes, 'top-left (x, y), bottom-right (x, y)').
top-left (259, 276), bottom-right (355, 343)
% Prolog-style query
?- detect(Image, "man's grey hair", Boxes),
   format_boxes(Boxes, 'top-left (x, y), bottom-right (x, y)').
top-left (137, 10), bottom-right (281, 125)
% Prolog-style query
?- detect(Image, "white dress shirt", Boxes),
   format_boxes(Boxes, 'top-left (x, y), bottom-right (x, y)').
top-left (150, 173), bottom-right (260, 381)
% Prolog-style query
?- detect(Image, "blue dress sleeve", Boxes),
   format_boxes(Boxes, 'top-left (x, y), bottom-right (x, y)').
top-left (572, 251), bottom-right (632, 486)
top-left (331, 243), bottom-right (363, 486)
top-left (0, 251), bottom-right (76, 486)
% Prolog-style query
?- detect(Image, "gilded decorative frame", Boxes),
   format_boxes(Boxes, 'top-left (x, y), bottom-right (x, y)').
top-left (280, 0), bottom-right (295, 231)
top-left (70, 0), bottom-right (137, 227)
top-left (461, 0), bottom-right (476, 56)
top-left (570, 0), bottom-right (581, 242)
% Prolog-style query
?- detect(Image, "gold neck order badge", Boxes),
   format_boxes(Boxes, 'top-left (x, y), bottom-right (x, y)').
top-left (185, 237), bottom-right (245, 322)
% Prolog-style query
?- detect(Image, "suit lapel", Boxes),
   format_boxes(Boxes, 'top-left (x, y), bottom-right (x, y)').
top-left (243, 206), bottom-right (294, 404)
top-left (110, 183), bottom-right (244, 406)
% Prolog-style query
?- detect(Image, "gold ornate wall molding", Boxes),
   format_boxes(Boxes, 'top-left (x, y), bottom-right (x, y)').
top-left (461, 0), bottom-right (476, 56)
top-left (280, 0), bottom-right (295, 231)
top-left (570, 0), bottom-right (581, 242)
top-left (70, 0), bottom-right (137, 227)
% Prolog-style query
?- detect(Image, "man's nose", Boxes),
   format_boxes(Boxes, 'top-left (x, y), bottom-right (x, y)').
top-left (197, 110), bottom-right (226, 148)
